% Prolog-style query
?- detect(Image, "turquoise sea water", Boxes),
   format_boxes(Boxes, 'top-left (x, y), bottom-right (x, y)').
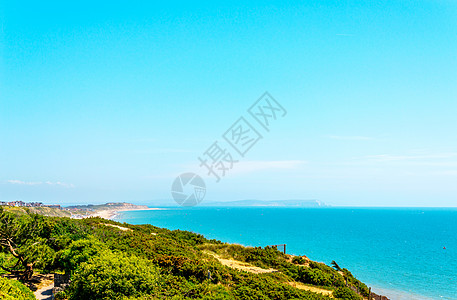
top-left (117, 207), bottom-right (457, 300)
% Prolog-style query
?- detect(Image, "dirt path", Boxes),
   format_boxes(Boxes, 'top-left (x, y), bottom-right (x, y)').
top-left (287, 282), bottom-right (334, 297)
top-left (206, 251), bottom-right (334, 297)
top-left (34, 282), bottom-right (54, 300)
top-left (102, 223), bottom-right (132, 231)
top-left (21, 274), bottom-right (54, 300)
top-left (205, 252), bottom-right (277, 274)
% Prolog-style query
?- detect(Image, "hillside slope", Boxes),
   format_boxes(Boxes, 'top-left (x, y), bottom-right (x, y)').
top-left (0, 209), bottom-right (371, 300)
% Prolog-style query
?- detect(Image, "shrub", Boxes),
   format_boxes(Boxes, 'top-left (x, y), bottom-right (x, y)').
top-left (333, 287), bottom-right (362, 300)
top-left (0, 276), bottom-right (36, 300)
top-left (56, 237), bottom-right (107, 271)
top-left (67, 251), bottom-right (161, 300)
top-left (292, 256), bottom-right (307, 265)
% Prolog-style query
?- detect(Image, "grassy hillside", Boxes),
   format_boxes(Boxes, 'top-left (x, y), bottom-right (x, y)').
top-left (3, 206), bottom-right (72, 217)
top-left (0, 208), bottom-right (368, 300)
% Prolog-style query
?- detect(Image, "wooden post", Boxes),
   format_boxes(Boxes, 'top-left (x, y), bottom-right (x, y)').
top-left (283, 244), bottom-right (286, 254)
top-left (368, 287), bottom-right (372, 300)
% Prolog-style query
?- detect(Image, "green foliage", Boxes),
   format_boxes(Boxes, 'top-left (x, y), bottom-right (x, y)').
top-left (333, 287), bottom-right (362, 300)
top-left (331, 260), bottom-right (342, 271)
top-left (341, 268), bottom-right (370, 297)
top-left (0, 209), bottom-right (56, 278)
top-left (291, 256), bottom-right (307, 265)
top-left (55, 237), bottom-right (107, 271)
top-left (0, 208), bottom-right (370, 300)
top-left (231, 274), bottom-right (331, 300)
top-left (201, 244), bottom-right (346, 289)
top-left (0, 276), bottom-right (36, 300)
top-left (54, 290), bottom-right (67, 300)
top-left (200, 244), bottom-right (287, 270)
top-left (68, 251), bottom-right (161, 300)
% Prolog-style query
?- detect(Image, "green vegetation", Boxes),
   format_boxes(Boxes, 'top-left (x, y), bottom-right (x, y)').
top-left (333, 287), bottom-right (362, 300)
top-left (0, 276), bottom-right (36, 300)
top-left (0, 208), bottom-right (370, 299)
top-left (3, 206), bottom-right (71, 218)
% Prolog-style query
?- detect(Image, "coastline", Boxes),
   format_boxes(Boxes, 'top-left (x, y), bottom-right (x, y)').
top-left (371, 286), bottom-right (437, 300)
top-left (115, 207), bottom-right (450, 300)
top-left (91, 207), bottom-right (159, 220)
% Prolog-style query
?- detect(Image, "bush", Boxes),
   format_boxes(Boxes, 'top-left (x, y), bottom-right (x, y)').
top-left (333, 287), bottom-right (362, 300)
top-left (54, 290), bottom-right (67, 300)
top-left (56, 237), bottom-right (107, 271)
top-left (68, 251), bottom-right (161, 300)
top-left (292, 256), bottom-right (307, 265)
top-left (0, 277), bottom-right (36, 300)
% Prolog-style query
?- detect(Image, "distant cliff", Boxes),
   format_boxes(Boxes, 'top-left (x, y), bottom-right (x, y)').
top-left (3, 202), bottom-right (149, 218)
top-left (67, 202), bottom-right (149, 211)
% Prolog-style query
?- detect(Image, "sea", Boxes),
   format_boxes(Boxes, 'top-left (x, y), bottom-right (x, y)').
top-left (116, 207), bottom-right (457, 300)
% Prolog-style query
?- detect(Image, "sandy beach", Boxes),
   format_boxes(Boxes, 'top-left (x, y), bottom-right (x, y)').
top-left (92, 207), bottom-right (159, 220)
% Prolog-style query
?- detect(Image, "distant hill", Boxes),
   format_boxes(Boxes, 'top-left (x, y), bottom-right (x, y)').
top-left (66, 202), bottom-right (149, 211)
top-left (201, 199), bottom-right (327, 207)
top-left (3, 206), bottom-right (72, 217)
top-left (3, 202), bottom-right (149, 219)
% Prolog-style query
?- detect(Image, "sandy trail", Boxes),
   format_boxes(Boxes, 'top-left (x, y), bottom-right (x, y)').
top-left (102, 223), bottom-right (132, 231)
top-left (287, 281), bottom-right (334, 297)
top-left (34, 282), bottom-right (54, 300)
top-left (205, 252), bottom-right (277, 274)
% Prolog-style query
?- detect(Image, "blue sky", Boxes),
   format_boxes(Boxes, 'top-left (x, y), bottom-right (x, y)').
top-left (1, 0), bottom-right (456, 206)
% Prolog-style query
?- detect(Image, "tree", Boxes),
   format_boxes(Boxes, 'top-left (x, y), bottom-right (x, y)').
top-left (331, 260), bottom-right (342, 272)
top-left (0, 208), bottom-right (54, 280)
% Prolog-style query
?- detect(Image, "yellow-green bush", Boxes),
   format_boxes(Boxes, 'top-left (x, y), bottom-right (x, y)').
top-left (0, 277), bottom-right (36, 300)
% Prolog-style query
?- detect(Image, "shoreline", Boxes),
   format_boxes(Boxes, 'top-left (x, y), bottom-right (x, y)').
top-left (370, 286), bottom-right (437, 300)
top-left (115, 210), bottom-right (440, 300)
top-left (92, 207), bottom-right (160, 220)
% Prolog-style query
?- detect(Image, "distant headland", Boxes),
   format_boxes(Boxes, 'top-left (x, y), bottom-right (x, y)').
top-left (2, 201), bottom-right (154, 219)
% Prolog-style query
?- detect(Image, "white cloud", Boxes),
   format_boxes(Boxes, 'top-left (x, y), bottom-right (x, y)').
top-left (7, 180), bottom-right (42, 185)
top-left (6, 180), bottom-right (75, 188)
top-left (45, 181), bottom-right (75, 188)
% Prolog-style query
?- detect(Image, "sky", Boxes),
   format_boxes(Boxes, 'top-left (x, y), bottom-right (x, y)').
top-left (1, 0), bottom-right (456, 206)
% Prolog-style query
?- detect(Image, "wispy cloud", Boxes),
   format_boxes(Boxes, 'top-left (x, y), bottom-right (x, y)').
top-left (7, 180), bottom-right (42, 186)
top-left (45, 181), bottom-right (75, 188)
top-left (328, 135), bottom-right (374, 141)
top-left (6, 180), bottom-right (75, 188)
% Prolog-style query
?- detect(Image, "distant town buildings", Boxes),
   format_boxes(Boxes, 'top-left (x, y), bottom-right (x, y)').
top-left (0, 201), bottom-right (61, 209)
